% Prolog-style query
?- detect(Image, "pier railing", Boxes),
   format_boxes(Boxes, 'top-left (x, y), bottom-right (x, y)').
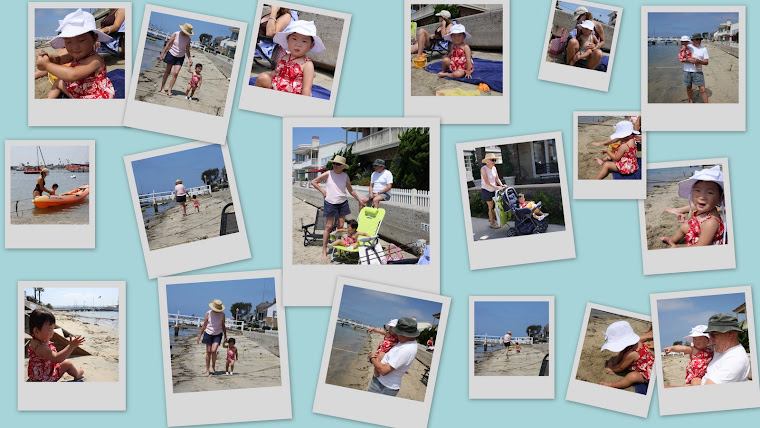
top-left (168, 312), bottom-right (245, 331)
top-left (139, 185), bottom-right (212, 205)
top-left (474, 334), bottom-right (533, 345)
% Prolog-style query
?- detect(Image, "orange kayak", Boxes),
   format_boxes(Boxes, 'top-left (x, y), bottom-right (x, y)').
top-left (33, 185), bottom-right (89, 208)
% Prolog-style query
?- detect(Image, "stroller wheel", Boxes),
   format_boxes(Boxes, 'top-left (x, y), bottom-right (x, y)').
top-left (536, 223), bottom-right (548, 233)
top-left (506, 227), bottom-right (517, 237)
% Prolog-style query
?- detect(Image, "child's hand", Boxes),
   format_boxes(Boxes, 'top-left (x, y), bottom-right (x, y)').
top-left (663, 346), bottom-right (672, 354)
top-left (36, 53), bottom-right (51, 70)
top-left (465, 70), bottom-right (472, 79)
top-left (584, 42), bottom-right (594, 51)
top-left (69, 335), bottom-right (85, 348)
top-left (677, 213), bottom-right (689, 223)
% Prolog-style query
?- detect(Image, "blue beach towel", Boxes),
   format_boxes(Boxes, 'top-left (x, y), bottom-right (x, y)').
top-left (595, 55), bottom-right (609, 72)
top-left (612, 158), bottom-right (642, 180)
top-left (424, 57), bottom-right (503, 93)
top-left (248, 77), bottom-right (331, 100)
top-left (107, 69), bottom-right (125, 99)
top-left (634, 382), bottom-right (648, 395)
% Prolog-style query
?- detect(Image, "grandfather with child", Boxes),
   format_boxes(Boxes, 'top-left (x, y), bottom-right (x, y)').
top-left (368, 317), bottom-right (420, 397)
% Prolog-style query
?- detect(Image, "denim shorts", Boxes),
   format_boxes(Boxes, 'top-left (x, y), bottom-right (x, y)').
top-left (367, 376), bottom-right (399, 396)
top-left (201, 332), bottom-right (223, 345)
top-left (323, 200), bottom-right (350, 218)
top-left (683, 71), bottom-right (705, 87)
top-left (480, 188), bottom-right (495, 203)
top-left (163, 52), bottom-right (185, 66)
top-left (366, 192), bottom-right (390, 201)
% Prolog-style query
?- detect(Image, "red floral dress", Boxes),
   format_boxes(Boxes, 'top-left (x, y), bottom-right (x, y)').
top-left (190, 74), bottom-right (200, 89)
top-left (63, 52), bottom-right (115, 99)
top-left (679, 47), bottom-right (692, 62)
top-left (629, 345), bottom-right (654, 382)
top-left (685, 214), bottom-right (724, 246)
top-left (614, 141), bottom-right (639, 175)
top-left (226, 348), bottom-right (236, 363)
top-left (377, 334), bottom-right (399, 354)
top-left (448, 44), bottom-right (473, 73)
top-left (343, 233), bottom-right (357, 246)
top-left (685, 348), bottom-right (714, 384)
top-left (28, 341), bottom-right (62, 382)
top-left (271, 53), bottom-right (311, 94)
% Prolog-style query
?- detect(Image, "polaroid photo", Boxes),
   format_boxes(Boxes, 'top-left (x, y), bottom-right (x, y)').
top-left (573, 112), bottom-right (646, 199)
top-left (456, 132), bottom-right (575, 270)
top-left (18, 280), bottom-right (126, 411)
top-left (652, 285), bottom-right (760, 415)
top-left (28, 3), bottom-right (132, 126)
top-left (283, 118), bottom-right (440, 306)
top-left (6, 140), bottom-right (95, 249)
top-left (566, 303), bottom-right (654, 417)
top-left (641, 6), bottom-right (746, 131)
top-left (123, 4), bottom-right (247, 144)
top-left (538, 0), bottom-right (622, 92)
top-left (405, 1), bottom-right (509, 124)
top-left (313, 277), bottom-right (450, 427)
top-left (124, 141), bottom-right (250, 279)
top-left (469, 296), bottom-right (554, 399)
top-left (238, 1), bottom-right (350, 117)
top-left (158, 270), bottom-right (291, 426)
top-left (638, 158), bottom-right (735, 276)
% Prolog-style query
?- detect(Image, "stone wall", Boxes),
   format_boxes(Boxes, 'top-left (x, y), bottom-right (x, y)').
top-left (241, 330), bottom-right (280, 357)
top-left (420, 9), bottom-right (503, 51)
top-left (551, 10), bottom-right (615, 52)
top-left (297, 12), bottom-right (345, 71)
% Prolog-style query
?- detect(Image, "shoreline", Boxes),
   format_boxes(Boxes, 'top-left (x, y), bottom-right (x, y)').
top-left (474, 343), bottom-right (549, 376)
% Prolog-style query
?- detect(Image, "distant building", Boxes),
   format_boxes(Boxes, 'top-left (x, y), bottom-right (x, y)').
top-left (608, 11), bottom-right (617, 26)
top-left (463, 140), bottom-right (560, 187)
top-left (253, 299), bottom-right (278, 328)
top-left (292, 136), bottom-right (347, 181)
top-left (342, 127), bottom-right (414, 169)
top-left (219, 27), bottom-right (239, 57)
top-left (713, 19), bottom-right (739, 42)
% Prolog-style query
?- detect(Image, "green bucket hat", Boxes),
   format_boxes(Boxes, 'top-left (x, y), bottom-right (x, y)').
top-left (691, 33), bottom-right (703, 40)
top-left (394, 317), bottom-right (420, 338)
top-left (704, 313), bottom-right (742, 333)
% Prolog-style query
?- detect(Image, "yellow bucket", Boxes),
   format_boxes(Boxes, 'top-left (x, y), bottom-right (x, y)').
top-left (412, 55), bottom-right (427, 69)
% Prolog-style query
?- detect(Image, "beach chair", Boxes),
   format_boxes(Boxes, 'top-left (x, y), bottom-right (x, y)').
top-left (219, 203), bottom-right (238, 236)
top-left (330, 207), bottom-right (386, 263)
top-left (96, 20), bottom-right (126, 58)
top-left (253, 11), bottom-right (299, 69)
top-left (300, 206), bottom-right (329, 246)
top-left (421, 367), bottom-right (430, 386)
top-left (539, 353), bottom-right (550, 376)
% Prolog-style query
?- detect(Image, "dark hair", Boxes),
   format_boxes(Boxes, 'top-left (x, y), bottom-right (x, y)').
top-left (195, 63), bottom-right (203, 69)
top-left (29, 307), bottom-right (56, 335)
top-left (193, 195), bottom-right (197, 199)
top-left (228, 338), bottom-right (236, 345)
top-left (347, 219), bottom-right (358, 229)
top-left (52, 183), bottom-right (59, 188)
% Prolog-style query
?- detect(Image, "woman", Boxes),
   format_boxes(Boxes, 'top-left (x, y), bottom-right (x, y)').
top-left (159, 23), bottom-right (194, 96)
top-left (411, 10), bottom-right (453, 56)
top-left (173, 179), bottom-right (189, 216)
top-left (480, 153), bottom-right (505, 229)
top-left (565, 7), bottom-right (604, 70)
top-left (33, 168), bottom-right (53, 198)
top-left (97, 8), bottom-right (126, 57)
top-left (197, 299), bottom-right (227, 376)
top-left (258, 5), bottom-right (295, 65)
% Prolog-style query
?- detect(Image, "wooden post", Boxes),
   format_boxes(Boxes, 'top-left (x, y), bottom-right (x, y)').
top-left (174, 325), bottom-right (179, 337)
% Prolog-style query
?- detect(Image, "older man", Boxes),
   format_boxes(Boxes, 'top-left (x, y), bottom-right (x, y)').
top-left (565, 6), bottom-right (605, 70)
top-left (368, 317), bottom-right (419, 396)
top-left (701, 313), bottom-right (750, 384)
top-left (681, 33), bottom-right (709, 103)
top-left (359, 159), bottom-right (393, 209)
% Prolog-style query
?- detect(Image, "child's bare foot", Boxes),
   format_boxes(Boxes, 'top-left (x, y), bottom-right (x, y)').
top-left (75, 367), bottom-right (85, 379)
top-left (594, 157), bottom-right (604, 166)
top-left (437, 72), bottom-right (446, 78)
top-left (660, 236), bottom-right (677, 248)
top-left (591, 142), bottom-right (604, 146)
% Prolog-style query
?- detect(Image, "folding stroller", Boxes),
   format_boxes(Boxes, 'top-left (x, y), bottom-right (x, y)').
top-left (494, 187), bottom-right (548, 236)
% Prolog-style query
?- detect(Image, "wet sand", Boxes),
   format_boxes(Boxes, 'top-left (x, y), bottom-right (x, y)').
top-left (33, 44), bottom-right (125, 99)
top-left (135, 48), bottom-right (229, 116)
top-left (577, 117), bottom-right (642, 181)
top-left (326, 332), bottom-right (428, 402)
top-left (170, 333), bottom-right (281, 393)
top-left (411, 50), bottom-right (503, 96)
top-left (474, 343), bottom-right (549, 376)
top-left (576, 315), bottom-right (652, 392)
top-left (644, 180), bottom-right (688, 250)
top-left (144, 189), bottom-right (235, 251)
top-left (292, 197), bottom-right (415, 265)
top-left (24, 311), bottom-right (119, 382)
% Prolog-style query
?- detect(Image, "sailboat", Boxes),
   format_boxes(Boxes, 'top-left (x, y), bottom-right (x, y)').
top-left (24, 146), bottom-right (47, 174)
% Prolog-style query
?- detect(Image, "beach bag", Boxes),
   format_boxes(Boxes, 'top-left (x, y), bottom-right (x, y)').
top-left (549, 28), bottom-right (568, 55)
top-left (359, 244), bottom-right (387, 265)
top-left (492, 192), bottom-right (509, 228)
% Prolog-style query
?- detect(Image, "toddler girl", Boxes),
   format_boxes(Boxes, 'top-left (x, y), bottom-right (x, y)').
top-left (599, 321), bottom-right (653, 389)
top-left (329, 219), bottom-right (369, 250)
top-left (367, 319), bottom-right (399, 377)
top-left (27, 307), bottom-right (85, 382)
top-left (254, 20), bottom-right (324, 95)
top-left (438, 24), bottom-right (473, 79)
top-left (517, 193), bottom-right (549, 221)
top-left (35, 9), bottom-right (115, 99)
top-left (224, 337), bottom-right (238, 375)
top-left (186, 64), bottom-right (203, 100)
top-left (192, 195), bottom-right (200, 213)
top-left (591, 120), bottom-right (640, 179)
top-left (569, 21), bottom-right (599, 67)
top-left (660, 165), bottom-right (725, 247)
top-left (663, 325), bottom-right (714, 385)
top-left (678, 36), bottom-right (693, 62)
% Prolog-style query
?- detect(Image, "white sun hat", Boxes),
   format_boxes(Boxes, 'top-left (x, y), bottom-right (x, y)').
top-left (580, 20), bottom-right (595, 31)
top-left (444, 24), bottom-right (472, 41)
top-left (610, 120), bottom-right (641, 140)
top-left (273, 20), bottom-right (325, 53)
top-left (601, 321), bottom-right (640, 352)
top-left (50, 9), bottom-right (112, 49)
top-left (677, 165), bottom-right (724, 199)
top-left (680, 35), bottom-right (692, 42)
top-left (684, 325), bottom-right (710, 341)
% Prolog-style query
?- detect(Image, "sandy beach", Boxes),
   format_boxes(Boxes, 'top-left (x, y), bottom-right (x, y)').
top-left (135, 48), bottom-right (230, 116)
top-left (577, 117), bottom-right (642, 181)
top-left (411, 50), bottom-right (503, 96)
top-left (474, 343), bottom-right (549, 376)
top-left (33, 44), bottom-right (125, 99)
top-left (170, 332), bottom-right (281, 393)
top-left (326, 328), bottom-right (428, 402)
top-left (576, 314), bottom-right (652, 392)
top-left (644, 180), bottom-right (689, 250)
top-left (24, 311), bottom-right (119, 382)
top-left (292, 197), bottom-right (415, 264)
top-left (144, 188), bottom-right (235, 251)
top-left (662, 351), bottom-right (754, 386)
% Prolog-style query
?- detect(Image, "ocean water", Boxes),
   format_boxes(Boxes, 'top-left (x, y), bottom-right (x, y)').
top-left (647, 165), bottom-right (714, 193)
top-left (142, 200), bottom-right (177, 223)
top-left (325, 324), bottom-right (369, 384)
top-left (141, 39), bottom-right (166, 73)
top-left (647, 43), bottom-right (691, 103)
top-left (67, 310), bottom-right (119, 329)
top-left (9, 170), bottom-right (89, 224)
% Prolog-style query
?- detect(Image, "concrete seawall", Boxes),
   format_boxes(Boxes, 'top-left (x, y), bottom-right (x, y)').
top-left (297, 12), bottom-right (345, 72)
top-left (551, 10), bottom-right (615, 52)
top-left (707, 41), bottom-right (739, 58)
top-left (420, 9), bottom-right (503, 51)
top-left (241, 330), bottom-right (280, 357)
top-left (293, 185), bottom-right (430, 247)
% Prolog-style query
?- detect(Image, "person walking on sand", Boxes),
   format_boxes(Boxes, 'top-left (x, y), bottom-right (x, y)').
top-left (503, 331), bottom-right (512, 358)
top-left (480, 153), bottom-right (506, 229)
top-left (33, 168), bottom-right (54, 198)
top-left (173, 179), bottom-right (189, 217)
top-left (368, 318), bottom-right (420, 396)
top-left (158, 23), bottom-right (194, 96)
top-left (197, 299), bottom-right (227, 376)
top-left (311, 155), bottom-right (364, 260)
top-left (681, 33), bottom-right (709, 103)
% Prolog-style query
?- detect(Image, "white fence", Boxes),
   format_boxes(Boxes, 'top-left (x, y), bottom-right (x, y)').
top-left (139, 185), bottom-right (212, 205)
top-left (168, 312), bottom-right (245, 331)
top-left (474, 334), bottom-right (533, 345)
top-left (296, 182), bottom-right (430, 208)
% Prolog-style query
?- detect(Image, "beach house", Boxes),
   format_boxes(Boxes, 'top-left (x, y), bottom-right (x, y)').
top-left (292, 136), bottom-right (347, 182)
top-left (253, 300), bottom-right (278, 329)
top-left (713, 19), bottom-right (739, 43)
top-left (219, 28), bottom-right (239, 57)
top-left (463, 140), bottom-right (560, 187)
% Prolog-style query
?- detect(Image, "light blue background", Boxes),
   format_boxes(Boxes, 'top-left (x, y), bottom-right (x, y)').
top-left (3, 0), bottom-right (757, 425)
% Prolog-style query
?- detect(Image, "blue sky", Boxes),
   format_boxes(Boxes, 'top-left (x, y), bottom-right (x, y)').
top-left (166, 278), bottom-right (276, 319)
top-left (648, 12), bottom-right (739, 37)
top-left (25, 287), bottom-right (119, 307)
top-left (11, 145), bottom-right (88, 165)
top-left (558, 2), bottom-right (615, 22)
top-left (292, 127), bottom-right (363, 150)
top-left (337, 285), bottom-right (442, 328)
top-left (35, 8), bottom-right (97, 37)
top-left (130, 145), bottom-right (225, 194)
top-left (657, 293), bottom-right (746, 347)
top-left (149, 12), bottom-right (238, 42)
top-left (473, 301), bottom-right (549, 337)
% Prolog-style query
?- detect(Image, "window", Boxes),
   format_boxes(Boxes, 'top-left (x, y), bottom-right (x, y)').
top-left (531, 140), bottom-right (558, 177)
top-left (272, 310), bottom-right (277, 318)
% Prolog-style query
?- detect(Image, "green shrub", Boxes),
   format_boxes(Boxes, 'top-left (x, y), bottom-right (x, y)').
top-left (469, 192), bottom-right (489, 219)
top-left (530, 191), bottom-right (564, 225)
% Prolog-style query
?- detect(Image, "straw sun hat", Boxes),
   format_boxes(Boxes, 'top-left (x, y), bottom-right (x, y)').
top-left (209, 299), bottom-right (225, 312)
top-left (331, 155), bottom-right (347, 167)
top-left (481, 153), bottom-right (500, 164)
top-left (601, 321), bottom-right (640, 352)
top-left (175, 179), bottom-right (183, 184)
top-left (180, 23), bottom-right (194, 36)
top-left (273, 20), bottom-right (325, 53)
top-left (573, 6), bottom-right (590, 21)
top-left (50, 8), bottom-right (112, 49)
top-left (677, 165), bottom-right (723, 199)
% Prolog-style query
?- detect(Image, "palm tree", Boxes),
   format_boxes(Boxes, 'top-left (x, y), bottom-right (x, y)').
top-left (33, 287), bottom-right (45, 303)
